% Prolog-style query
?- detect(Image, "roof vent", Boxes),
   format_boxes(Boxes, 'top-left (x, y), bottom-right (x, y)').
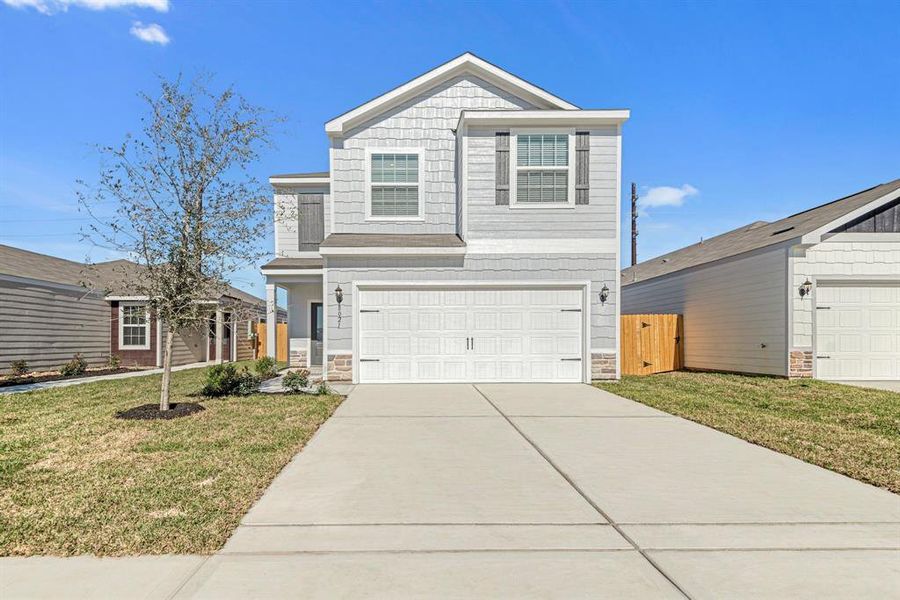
top-left (771, 226), bottom-right (795, 236)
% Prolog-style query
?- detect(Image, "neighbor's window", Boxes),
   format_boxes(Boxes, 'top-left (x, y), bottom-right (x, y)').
top-left (516, 133), bottom-right (569, 204)
top-left (120, 304), bottom-right (149, 348)
top-left (370, 152), bottom-right (419, 218)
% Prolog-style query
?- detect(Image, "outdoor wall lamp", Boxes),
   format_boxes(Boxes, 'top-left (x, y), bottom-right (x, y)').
top-left (599, 284), bottom-right (610, 305)
top-left (335, 284), bottom-right (344, 327)
top-left (799, 278), bottom-right (812, 298)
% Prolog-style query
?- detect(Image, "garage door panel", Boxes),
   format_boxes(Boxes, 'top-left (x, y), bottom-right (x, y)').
top-left (816, 283), bottom-right (899, 381)
top-left (357, 287), bottom-right (584, 383)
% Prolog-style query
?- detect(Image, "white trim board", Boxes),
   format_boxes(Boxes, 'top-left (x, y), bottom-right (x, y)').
top-left (319, 247), bottom-right (466, 256)
top-left (465, 238), bottom-right (617, 254)
top-left (325, 53), bottom-right (578, 135)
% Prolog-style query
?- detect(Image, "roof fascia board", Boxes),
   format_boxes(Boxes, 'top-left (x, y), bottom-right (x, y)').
top-left (325, 53), bottom-right (578, 135)
top-left (269, 176), bottom-right (330, 186)
top-left (458, 109), bottom-right (630, 130)
top-left (800, 187), bottom-right (900, 244)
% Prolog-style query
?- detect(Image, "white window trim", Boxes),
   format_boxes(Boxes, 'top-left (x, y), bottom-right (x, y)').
top-left (509, 128), bottom-right (576, 209)
top-left (364, 147), bottom-right (425, 222)
top-left (118, 302), bottom-right (151, 350)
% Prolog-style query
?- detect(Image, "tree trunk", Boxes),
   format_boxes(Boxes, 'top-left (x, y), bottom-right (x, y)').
top-left (159, 325), bottom-right (176, 411)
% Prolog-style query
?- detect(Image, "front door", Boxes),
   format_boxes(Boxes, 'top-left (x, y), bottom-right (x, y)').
top-left (208, 313), bottom-right (233, 362)
top-left (310, 302), bottom-right (323, 367)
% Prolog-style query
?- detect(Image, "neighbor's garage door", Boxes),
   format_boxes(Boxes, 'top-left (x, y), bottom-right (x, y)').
top-left (816, 283), bottom-right (900, 380)
top-left (357, 287), bottom-right (584, 383)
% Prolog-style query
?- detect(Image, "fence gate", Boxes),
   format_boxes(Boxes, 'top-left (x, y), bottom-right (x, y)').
top-left (256, 322), bottom-right (288, 363)
top-left (620, 314), bottom-right (683, 375)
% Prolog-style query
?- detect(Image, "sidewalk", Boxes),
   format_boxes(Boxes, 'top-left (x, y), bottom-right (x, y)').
top-left (0, 362), bottom-right (209, 395)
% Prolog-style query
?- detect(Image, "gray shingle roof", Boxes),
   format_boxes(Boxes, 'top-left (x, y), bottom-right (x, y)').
top-left (622, 179), bottom-right (900, 286)
top-left (0, 245), bottom-right (265, 307)
top-left (260, 257), bottom-right (324, 270)
top-left (319, 233), bottom-right (466, 248)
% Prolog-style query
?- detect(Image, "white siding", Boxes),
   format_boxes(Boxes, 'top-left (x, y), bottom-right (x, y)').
top-left (325, 253), bottom-right (617, 353)
top-left (622, 246), bottom-right (789, 376)
top-left (465, 126), bottom-right (619, 239)
top-left (0, 278), bottom-right (110, 373)
top-left (790, 236), bottom-right (900, 349)
top-left (330, 75), bottom-right (535, 234)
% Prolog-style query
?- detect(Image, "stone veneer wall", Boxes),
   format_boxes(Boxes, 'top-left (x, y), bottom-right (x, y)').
top-left (789, 350), bottom-right (813, 378)
top-left (327, 353), bottom-right (352, 382)
top-left (290, 348), bottom-right (307, 368)
top-left (591, 352), bottom-right (617, 380)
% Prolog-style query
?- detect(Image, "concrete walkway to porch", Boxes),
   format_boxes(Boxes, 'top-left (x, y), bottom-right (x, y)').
top-left (0, 361), bottom-right (210, 395)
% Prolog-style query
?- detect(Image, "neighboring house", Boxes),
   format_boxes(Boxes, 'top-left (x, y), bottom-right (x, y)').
top-left (262, 53), bottom-right (628, 383)
top-left (621, 179), bottom-right (900, 381)
top-left (0, 244), bottom-right (270, 374)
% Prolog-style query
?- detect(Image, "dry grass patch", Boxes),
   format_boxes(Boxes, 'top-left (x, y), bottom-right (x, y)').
top-left (596, 372), bottom-right (900, 493)
top-left (0, 364), bottom-right (342, 556)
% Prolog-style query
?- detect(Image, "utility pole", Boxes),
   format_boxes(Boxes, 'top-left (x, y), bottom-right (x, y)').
top-left (630, 182), bottom-right (638, 266)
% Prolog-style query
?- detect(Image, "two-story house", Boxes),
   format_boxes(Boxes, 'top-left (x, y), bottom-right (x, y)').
top-left (261, 53), bottom-right (629, 384)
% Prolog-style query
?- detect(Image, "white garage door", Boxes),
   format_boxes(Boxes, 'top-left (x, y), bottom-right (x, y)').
top-left (357, 287), bottom-right (584, 383)
top-left (816, 283), bottom-right (900, 380)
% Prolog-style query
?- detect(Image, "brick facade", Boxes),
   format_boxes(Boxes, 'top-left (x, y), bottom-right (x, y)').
top-left (789, 349), bottom-right (813, 378)
top-left (327, 353), bottom-right (353, 382)
top-left (110, 301), bottom-right (157, 367)
top-left (591, 352), bottom-right (617, 380)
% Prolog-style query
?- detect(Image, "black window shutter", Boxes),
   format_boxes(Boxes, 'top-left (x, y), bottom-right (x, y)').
top-left (495, 132), bottom-right (510, 205)
top-left (575, 131), bottom-right (590, 205)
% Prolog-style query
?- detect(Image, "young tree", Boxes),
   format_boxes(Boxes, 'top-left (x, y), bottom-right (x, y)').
top-left (79, 74), bottom-right (280, 410)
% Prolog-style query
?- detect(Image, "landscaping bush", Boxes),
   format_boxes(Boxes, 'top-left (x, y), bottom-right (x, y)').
top-left (282, 369), bottom-right (309, 394)
top-left (106, 354), bottom-right (121, 369)
top-left (315, 381), bottom-right (331, 396)
top-left (10, 359), bottom-right (29, 377)
top-left (60, 354), bottom-right (87, 377)
top-left (254, 356), bottom-right (277, 379)
top-left (201, 364), bottom-right (261, 397)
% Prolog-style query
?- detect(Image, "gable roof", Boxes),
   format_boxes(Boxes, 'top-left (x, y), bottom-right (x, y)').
top-left (324, 52), bottom-right (578, 135)
top-left (623, 178), bottom-right (900, 286)
top-left (0, 244), bottom-right (264, 307)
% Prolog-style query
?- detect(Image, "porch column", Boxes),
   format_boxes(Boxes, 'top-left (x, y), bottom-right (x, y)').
top-left (266, 283), bottom-right (277, 359)
top-left (215, 308), bottom-right (224, 364)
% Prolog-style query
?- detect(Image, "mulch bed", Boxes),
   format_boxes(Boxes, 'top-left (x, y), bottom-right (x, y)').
top-left (115, 403), bottom-right (206, 421)
top-left (0, 367), bottom-right (146, 388)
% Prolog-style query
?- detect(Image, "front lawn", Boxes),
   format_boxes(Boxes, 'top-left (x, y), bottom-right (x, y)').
top-left (0, 363), bottom-right (342, 556)
top-left (596, 372), bottom-right (900, 493)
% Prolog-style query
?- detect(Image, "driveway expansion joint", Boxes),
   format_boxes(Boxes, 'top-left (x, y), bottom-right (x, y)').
top-left (472, 384), bottom-right (694, 600)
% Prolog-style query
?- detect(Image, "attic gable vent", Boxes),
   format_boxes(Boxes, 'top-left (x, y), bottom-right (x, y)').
top-left (771, 226), bottom-right (795, 236)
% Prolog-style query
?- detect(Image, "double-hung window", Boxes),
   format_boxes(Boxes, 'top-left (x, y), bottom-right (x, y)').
top-left (119, 303), bottom-right (150, 349)
top-left (512, 132), bottom-right (574, 206)
top-left (367, 149), bottom-right (421, 219)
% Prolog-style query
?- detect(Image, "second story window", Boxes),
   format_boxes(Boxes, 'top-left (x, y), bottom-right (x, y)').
top-left (512, 132), bottom-right (574, 206)
top-left (367, 150), bottom-right (420, 219)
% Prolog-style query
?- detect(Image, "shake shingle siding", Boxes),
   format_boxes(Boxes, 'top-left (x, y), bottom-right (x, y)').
top-left (330, 75), bottom-right (536, 234)
top-left (0, 278), bottom-right (109, 374)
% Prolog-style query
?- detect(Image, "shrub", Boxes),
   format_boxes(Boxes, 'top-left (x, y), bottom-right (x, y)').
top-left (200, 364), bottom-right (240, 397)
top-left (60, 354), bottom-right (87, 377)
top-left (10, 360), bottom-right (29, 377)
top-left (235, 367), bottom-right (261, 396)
top-left (106, 354), bottom-right (121, 369)
top-left (282, 369), bottom-right (310, 394)
top-left (315, 381), bottom-right (331, 396)
top-left (201, 364), bottom-right (260, 397)
top-left (254, 356), bottom-right (278, 379)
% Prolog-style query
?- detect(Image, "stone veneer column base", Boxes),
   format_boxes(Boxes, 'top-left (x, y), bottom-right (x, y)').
top-left (591, 352), bottom-right (617, 380)
top-left (789, 350), bottom-right (813, 378)
top-left (327, 353), bottom-right (353, 382)
top-left (289, 350), bottom-right (307, 368)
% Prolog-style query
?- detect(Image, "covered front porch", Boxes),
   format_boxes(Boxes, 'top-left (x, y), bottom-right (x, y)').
top-left (262, 258), bottom-right (325, 371)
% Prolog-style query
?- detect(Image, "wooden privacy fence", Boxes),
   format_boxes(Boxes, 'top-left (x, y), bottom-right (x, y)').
top-left (256, 322), bottom-right (288, 363)
top-left (621, 314), bottom-right (684, 376)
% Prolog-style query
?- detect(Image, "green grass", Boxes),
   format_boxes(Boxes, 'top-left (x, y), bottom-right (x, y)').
top-left (596, 372), bottom-right (900, 493)
top-left (0, 363), bottom-right (342, 556)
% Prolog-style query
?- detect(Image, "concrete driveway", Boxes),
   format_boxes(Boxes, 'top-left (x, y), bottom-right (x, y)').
top-left (172, 383), bottom-right (900, 599)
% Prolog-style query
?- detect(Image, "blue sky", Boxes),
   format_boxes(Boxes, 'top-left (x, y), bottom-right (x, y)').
top-left (1, 0), bottom-right (898, 298)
